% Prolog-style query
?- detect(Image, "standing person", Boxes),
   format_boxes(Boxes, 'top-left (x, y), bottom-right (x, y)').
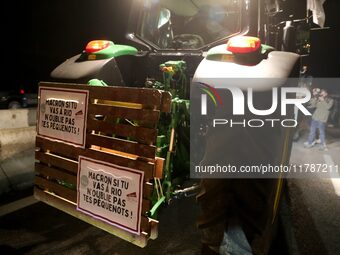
top-left (304, 88), bottom-right (334, 150)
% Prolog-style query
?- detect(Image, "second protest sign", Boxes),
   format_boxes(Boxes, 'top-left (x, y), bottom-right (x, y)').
top-left (77, 156), bottom-right (144, 234)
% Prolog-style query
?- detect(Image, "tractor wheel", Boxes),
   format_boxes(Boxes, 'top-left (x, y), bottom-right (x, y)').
top-left (196, 178), bottom-right (284, 255)
top-left (196, 179), bottom-right (232, 250)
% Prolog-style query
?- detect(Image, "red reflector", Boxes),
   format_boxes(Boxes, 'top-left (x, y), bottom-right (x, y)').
top-left (20, 89), bottom-right (25, 94)
top-left (227, 36), bottom-right (261, 54)
top-left (85, 40), bottom-right (111, 53)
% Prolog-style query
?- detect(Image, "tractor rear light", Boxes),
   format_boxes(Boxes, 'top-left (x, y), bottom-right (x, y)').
top-left (227, 36), bottom-right (261, 54)
top-left (85, 40), bottom-right (111, 53)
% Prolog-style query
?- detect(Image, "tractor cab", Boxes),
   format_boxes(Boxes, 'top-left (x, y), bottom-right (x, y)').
top-left (51, 0), bottom-right (310, 89)
top-left (129, 0), bottom-right (243, 51)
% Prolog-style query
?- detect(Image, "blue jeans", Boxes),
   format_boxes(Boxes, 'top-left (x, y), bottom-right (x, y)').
top-left (308, 119), bottom-right (326, 145)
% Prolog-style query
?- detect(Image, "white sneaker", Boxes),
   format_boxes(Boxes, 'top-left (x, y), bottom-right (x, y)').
top-left (304, 142), bottom-right (313, 148)
top-left (319, 144), bottom-right (328, 151)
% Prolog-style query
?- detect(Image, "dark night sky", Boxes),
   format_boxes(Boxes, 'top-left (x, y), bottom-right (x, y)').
top-left (1, 0), bottom-right (339, 92)
top-left (1, 0), bottom-right (132, 91)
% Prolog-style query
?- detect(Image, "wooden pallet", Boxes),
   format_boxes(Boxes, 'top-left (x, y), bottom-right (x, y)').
top-left (34, 82), bottom-right (171, 247)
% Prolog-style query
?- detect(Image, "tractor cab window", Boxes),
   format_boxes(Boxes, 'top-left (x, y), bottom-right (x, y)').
top-left (137, 0), bottom-right (242, 50)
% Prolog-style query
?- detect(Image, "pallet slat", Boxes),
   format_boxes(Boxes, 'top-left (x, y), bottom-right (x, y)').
top-left (35, 163), bottom-right (77, 184)
top-left (34, 187), bottom-right (154, 247)
top-left (36, 151), bottom-right (78, 174)
top-left (87, 133), bottom-right (156, 159)
top-left (36, 136), bottom-right (84, 160)
top-left (35, 176), bottom-right (76, 202)
top-left (88, 104), bottom-right (160, 126)
top-left (89, 87), bottom-right (162, 109)
top-left (87, 118), bottom-right (157, 145)
top-left (82, 149), bottom-right (154, 180)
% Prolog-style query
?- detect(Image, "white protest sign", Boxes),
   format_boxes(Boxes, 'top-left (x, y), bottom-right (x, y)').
top-left (77, 156), bottom-right (144, 235)
top-left (37, 86), bottom-right (89, 147)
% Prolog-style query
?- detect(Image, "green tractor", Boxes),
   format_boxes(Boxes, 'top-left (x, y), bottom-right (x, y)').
top-left (45, 0), bottom-right (311, 254)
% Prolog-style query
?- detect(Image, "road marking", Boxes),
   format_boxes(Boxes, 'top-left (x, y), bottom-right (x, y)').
top-left (0, 195), bottom-right (38, 217)
top-left (323, 154), bottom-right (340, 196)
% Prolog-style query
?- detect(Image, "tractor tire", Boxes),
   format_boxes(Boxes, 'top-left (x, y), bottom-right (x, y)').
top-left (196, 179), bottom-right (232, 248)
top-left (197, 178), bottom-right (284, 255)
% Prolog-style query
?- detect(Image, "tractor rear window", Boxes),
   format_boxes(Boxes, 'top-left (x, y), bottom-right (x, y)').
top-left (137, 0), bottom-right (242, 50)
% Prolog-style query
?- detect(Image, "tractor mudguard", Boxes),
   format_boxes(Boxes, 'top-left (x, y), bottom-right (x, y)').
top-left (192, 47), bottom-right (300, 254)
top-left (51, 43), bottom-right (138, 86)
top-left (51, 55), bottom-right (124, 85)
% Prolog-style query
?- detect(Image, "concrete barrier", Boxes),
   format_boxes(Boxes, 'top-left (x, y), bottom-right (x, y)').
top-left (0, 108), bottom-right (37, 160)
top-left (0, 127), bottom-right (36, 161)
top-left (0, 148), bottom-right (35, 195)
top-left (0, 108), bottom-right (37, 195)
top-left (0, 108), bottom-right (36, 129)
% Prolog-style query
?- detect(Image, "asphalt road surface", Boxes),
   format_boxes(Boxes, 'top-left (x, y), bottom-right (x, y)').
top-left (0, 195), bottom-right (202, 255)
top-left (285, 130), bottom-right (340, 255)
